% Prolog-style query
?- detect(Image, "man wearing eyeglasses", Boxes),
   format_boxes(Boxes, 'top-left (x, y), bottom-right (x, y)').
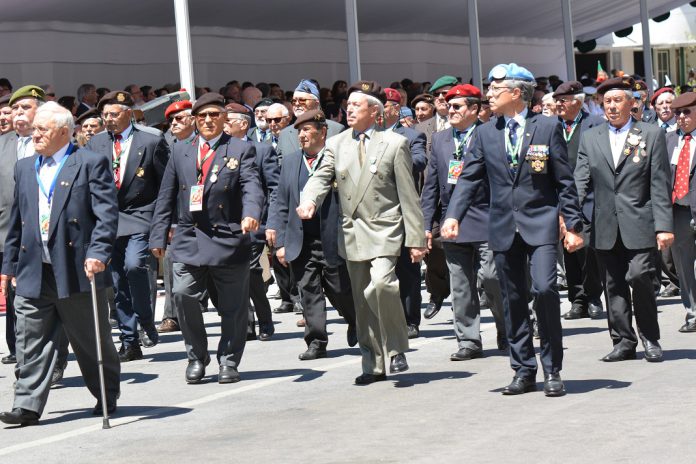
top-left (150, 93), bottom-right (264, 384)
top-left (86, 91), bottom-right (169, 362)
top-left (415, 75), bottom-right (458, 156)
top-left (247, 98), bottom-right (274, 144)
top-left (441, 64), bottom-right (584, 397)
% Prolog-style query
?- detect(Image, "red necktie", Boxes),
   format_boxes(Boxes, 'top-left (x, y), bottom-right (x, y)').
top-left (565, 123), bottom-right (573, 135)
top-left (113, 134), bottom-right (123, 189)
top-left (306, 155), bottom-right (317, 169)
top-left (198, 142), bottom-right (215, 184)
top-left (673, 134), bottom-right (692, 203)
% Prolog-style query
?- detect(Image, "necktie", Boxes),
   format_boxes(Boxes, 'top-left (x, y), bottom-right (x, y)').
top-left (306, 155), bottom-right (317, 169)
top-left (358, 133), bottom-right (366, 167)
top-left (260, 130), bottom-right (267, 141)
top-left (198, 141), bottom-right (214, 184)
top-left (565, 122), bottom-right (573, 135)
top-left (507, 119), bottom-right (519, 173)
top-left (437, 117), bottom-right (445, 132)
top-left (673, 134), bottom-right (692, 203)
top-left (17, 137), bottom-right (30, 160)
top-left (661, 122), bottom-right (669, 131)
top-left (113, 134), bottom-right (123, 189)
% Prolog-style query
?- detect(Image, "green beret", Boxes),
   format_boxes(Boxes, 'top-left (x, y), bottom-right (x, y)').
top-left (429, 75), bottom-right (459, 93)
top-left (9, 85), bottom-right (45, 106)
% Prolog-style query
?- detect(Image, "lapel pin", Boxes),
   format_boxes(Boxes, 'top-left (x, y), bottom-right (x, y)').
top-left (136, 167), bottom-right (145, 177)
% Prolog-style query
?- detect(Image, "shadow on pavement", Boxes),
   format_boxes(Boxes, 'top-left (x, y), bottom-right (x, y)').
top-left (563, 326), bottom-right (606, 336)
top-left (393, 370), bottom-right (474, 387)
top-left (40, 405), bottom-right (192, 426)
top-left (417, 328), bottom-right (456, 338)
top-left (661, 349), bottom-right (696, 361)
top-left (54, 372), bottom-right (158, 390)
top-left (243, 368), bottom-right (326, 382)
top-left (564, 378), bottom-right (631, 394)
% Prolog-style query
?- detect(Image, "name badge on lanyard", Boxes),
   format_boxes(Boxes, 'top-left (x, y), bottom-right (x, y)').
top-left (447, 160), bottom-right (464, 184)
top-left (36, 144), bottom-right (73, 241)
top-left (189, 185), bottom-right (204, 212)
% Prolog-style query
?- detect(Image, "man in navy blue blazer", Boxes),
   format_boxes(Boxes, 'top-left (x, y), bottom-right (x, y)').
top-left (0, 102), bottom-right (120, 426)
top-left (150, 93), bottom-right (264, 384)
top-left (421, 84), bottom-right (507, 360)
top-left (270, 109), bottom-right (357, 360)
top-left (441, 64), bottom-right (585, 397)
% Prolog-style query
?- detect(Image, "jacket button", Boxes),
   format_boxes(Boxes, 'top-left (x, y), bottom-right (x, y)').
top-left (21, 246), bottom-right (26, 251)
top-left (67, 241), bottom-right (73, 247)
top-left (347, 195), bottom-right (351, 200)
top-left (513, 207), bottom-right (519, 211)
top-left (218, 204), bottom-right (223, 209)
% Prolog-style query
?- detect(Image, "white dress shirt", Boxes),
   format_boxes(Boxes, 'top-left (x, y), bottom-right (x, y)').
top-left (17, 135), bottom-right (35, 160)
top-left (670, 129), bottom-right (696, 167)
top-left (38, 143), bottom-right (71, 263)
top-left (113, 124), bottom-right (134, 183)
top-left (608, 119), bottom-right (633, 168)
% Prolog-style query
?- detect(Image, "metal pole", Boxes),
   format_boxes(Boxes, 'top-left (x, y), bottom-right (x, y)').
top-left (640, 0), bottom-right (654, 90)
top-left (345, 0), bottom-right (362, 82)
top-left (468, 0), bottom-right (483, 88)
top-left (90, 277), bottom-right (111, 429)
top-left (174, 0), bottom-right (195, 100)
top-left (561, 0), bottom-right (576, 81)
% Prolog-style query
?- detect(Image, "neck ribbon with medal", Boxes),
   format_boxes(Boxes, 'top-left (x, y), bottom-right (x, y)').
top-left (563, 112), bottom-right (582, 143)
top-left (35, 143), bottom-right (75, 239)
top-left (505, 118), bottom-right (525, 172)
top-left (190, 136), bottom-right (223, 212)
top-left (303, 147), bottom-right (325, 177)
top-left (448, 123), bottom-right (476, 185)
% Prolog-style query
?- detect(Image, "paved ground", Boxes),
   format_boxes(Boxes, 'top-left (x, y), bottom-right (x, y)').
top-left (0, 283), bottom-right (694, 463)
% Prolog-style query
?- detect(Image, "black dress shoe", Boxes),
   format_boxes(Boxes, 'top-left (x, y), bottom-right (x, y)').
top-left (532, 319), bottom-right (540, 339)
top-left (497, 333), bottom-right (509, 352)
top-left (354, 373), bottom-right (387, 385)
top-left (600, 347), bottom-right (637, 362)
top-left (218, 365), bottom-right (241, 384)
top-left (0, 408), bottom-right (40, 426)
top-left (92, 401), bottom-right (117, 416)
top-left (246, 332), bottom-right (257, 341)
top-left (118, 344), bottom-right (143, 362)
top-left (679, 321), bottom-right (696, 333)
top-left (450, 347), bottom-right (483, 361)
top-left (258, 323), bottom-right (274, 341)
top-left (139, 324), bottom-right (159, 348)
top-left (389, 353), bottom-right (409, 373)
top-left (423, 301), bottom-right (442, 320)
top-left (346, 325), bottom-right (358, 347)
top-left (563, 304), bottom-right (589, 320)
top-left (1, 354), bottom-right (17, 365)
top-left (273, 303), bottom-right (294, 313)
top-left (587, 299), bottom-right (604, 319)
top-left (293, 302), bottom-right (304, 314)
top-left (51, 362), bottom-right (67, 386)
top-left (298, 345), bottom-right (327, 360)
top-left (642, 339), bottom-right (663, 362)
top-left (660, 283), bottom-right (679, 297)
top-left (543, 373), bottom-right (566, 397)
top-left (407, 324), bottom-right (419, 339)
top-left (186, 358), bottom-right (210, 384)
top-left (501, 376), bottom-right (537, 395)
top-left (479, 292), bottom-right (490, 309)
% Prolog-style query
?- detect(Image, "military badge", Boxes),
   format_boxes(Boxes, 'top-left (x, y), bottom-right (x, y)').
top-left (525, 145), bottom-right (549, 174)
top-left (31, 89), bottom-right (39, 98)
top-left (226, 157), bottom-right (239, 171)
top-left (136, 167), bottom-right (145, 177)
top-left (361, 83), bottom-right (370, 91)
top-left (117, 93), bottom-right (125, 102)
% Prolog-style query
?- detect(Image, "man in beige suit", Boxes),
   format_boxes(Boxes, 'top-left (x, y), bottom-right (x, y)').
top-left (298, 81), bottom-right (427, 385)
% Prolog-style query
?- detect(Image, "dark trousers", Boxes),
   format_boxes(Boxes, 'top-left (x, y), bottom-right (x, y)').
top-left (248, 242), bottom-right (273, 334)
top-left (111, 233), bottom-right (154, 347)
top-left (563, 244), bottom-right (603, 306)
top-left (596, 233), bottom-right (660, 351)
top-left (494, 234), bottom-right (562, 379)
top-left (660, 247), bottom-right (680, 287)
top-left (671, 206), bottom-right (696, 324)
top-left (424, 233), bottom-right (450, 303)
top-left (396, 246), bottom-right (422, 327)
top-left (162, 249), bottom-right (177, 321)
top-left (290, 237), bottom-right (356, 348)
top-left (272, 254), bottom-right (301, 307)
top-left (1, 251), bottom-right (17, 356)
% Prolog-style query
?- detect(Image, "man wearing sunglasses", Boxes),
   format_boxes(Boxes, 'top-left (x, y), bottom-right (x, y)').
top-left (415, 75), bottom-right (458, 155)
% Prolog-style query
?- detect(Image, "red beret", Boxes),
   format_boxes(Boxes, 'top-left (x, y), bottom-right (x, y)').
top-left (164, 100), bottom-right (192, 119)
top-left (445, 84), bottom-right (482, 101)
top-left (650, 87), bottom-right (675, 106)
top-left (382, 88), bottom-right (401, 103)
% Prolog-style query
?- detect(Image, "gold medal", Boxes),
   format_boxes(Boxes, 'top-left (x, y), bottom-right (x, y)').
top-left (632, 156), bottom-right (640, 163)
top-left (226, 157), bottom-right (239, 170)
top-left (136, 167), bottom-right (145, 177)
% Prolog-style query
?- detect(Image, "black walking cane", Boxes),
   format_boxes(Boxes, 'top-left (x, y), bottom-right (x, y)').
top-left (90, 276), bottom-right (111, 429)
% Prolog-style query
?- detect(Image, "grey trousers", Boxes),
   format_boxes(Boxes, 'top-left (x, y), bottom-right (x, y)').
top-left (13, 265), bottom-right (120, 416)
top-left (671, 206), bottom-right (696, 324)
top-left (346, 257), bottom-right (409, 376)
top-left (172, 262), bottom-right (249, 368)
top-left (444, 241), bottom-right (506, 350)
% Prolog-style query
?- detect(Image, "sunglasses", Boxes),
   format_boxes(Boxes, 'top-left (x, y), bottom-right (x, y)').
top-left (195, 111), bottom-right (223, 120)
top-left (169, 114), bottom-right (189, 123)
top-left (447, 103), bottom-right (468, 111)
top-left (267, 117), bottom-right (284, 123)
top-left (675, 109), bottom-right (692, 116)
top-left (434, 91), bottom-right (449, 98)
top-left (291, 98), bottom-right (312, 105)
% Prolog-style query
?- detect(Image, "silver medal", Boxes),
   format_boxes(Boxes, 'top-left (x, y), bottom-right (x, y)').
top-left (369, 165), bottom-right (377, 174)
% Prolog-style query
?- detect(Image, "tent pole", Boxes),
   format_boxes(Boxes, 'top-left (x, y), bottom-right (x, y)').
top-left (561, 0), bottom-right (576, 81)
top-left (174, 0), bottom-right (195, 99)
top-left (640, 0), bottom-right (654, 90)
top-left (468, 0), bottom-right (483, 88)
top-left (345, 0), bottom-right (362, 83)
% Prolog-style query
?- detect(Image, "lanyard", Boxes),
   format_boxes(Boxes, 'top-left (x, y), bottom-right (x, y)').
top-left (562, 113), bottom-right (582, 142)
top-left (504, 119), bottom-right (525, 161)
top-left (35, 144), bottom-right (74, 204)
top-left (452, 124), bottom-right (476, 160)
top-left (196, 137), bottom-right (222, 183)
top-left (302, 148), bottom-right (326, 177)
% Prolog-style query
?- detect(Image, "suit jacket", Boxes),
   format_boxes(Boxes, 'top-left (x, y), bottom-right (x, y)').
top-left (560, 111), bottom-right (606, 170)
top-left (75, 102), bottom-right (92, 118)
top-left (0, 131), bottom-right (19, 252)
top-left (421, 126), bottom-right (489, 244)
top-left (149, 133), bottom-right (264, 266)
top-left (271, 149), bottom-right (342, 266)
top-left (247, 127), bottom-right (272, 145)
top-left (642, 107), bottom-right (657, 124)
top-left (276, 119), bottom-right (344, 160)
top-left (666, 130), bottom-right (696, 217)
top-left (446, 113), bottom-right (583, 252)
top-left (247, 140), bottom-right (280, 243)
top-left (2, 148), bottom-right (118, 299)
top-left (301, 128), bottom-right (426, 261)
top-left (86, 126), bottom-right (170, 237)
top-left (575, 120), bottom-right (672, 250)
top-left (392, 123), bottom-right (427, 186)
top-left (415, 116), bottom-right (437, 156)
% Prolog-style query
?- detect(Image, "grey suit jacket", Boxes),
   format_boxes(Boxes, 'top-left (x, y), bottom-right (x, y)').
top-left (0, 131), bottom-right (18, 252)
top-left (301, 128), bottom-right (426, 261)
top-left (575, 120), bottom-right (673, 250)
top-left (276, 119), bottom-right (344, 160)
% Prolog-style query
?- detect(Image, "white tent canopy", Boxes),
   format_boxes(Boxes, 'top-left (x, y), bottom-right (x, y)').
top-left (0, 0), bottom-right (688, 96)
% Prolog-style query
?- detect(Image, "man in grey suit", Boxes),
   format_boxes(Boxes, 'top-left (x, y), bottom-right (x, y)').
top-left (298, 81), bottom-right (427, 385)
top-left (575, 76), bottom-right (674, 363)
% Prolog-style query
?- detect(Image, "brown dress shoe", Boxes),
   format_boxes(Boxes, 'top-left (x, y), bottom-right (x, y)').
top-left (157, 318), bottom-right (180, 333)
top-left (296, 318), bottom-right (306, 327)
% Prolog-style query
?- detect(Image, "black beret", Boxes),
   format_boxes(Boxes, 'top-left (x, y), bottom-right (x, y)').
top-left (348, 80), bottom-right (382, 100)
top-left (98, 91), bottom-right (134, 110)
top-left (76, 108), bottom-right (101, 125)
top-left (254, 98), bottom-right (274, 109)
top-left (293, 109), bottom-right (327, 129)
top-left (596, 76), bottom-right (635, 94)
top-left (191, 92), bottom-right (225, 114)
top-left (671, 92), bottom-right (696, 109)
top-left (552, 81), bottom-right (584, 98)
top-left (225, 102), bottom-right (251, 115)
top-left (0, 94), bottom-right (10, 106)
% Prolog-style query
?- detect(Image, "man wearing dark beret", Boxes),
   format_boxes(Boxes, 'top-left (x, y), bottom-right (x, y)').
top-left (0, 95), bottom-right (12, 135)
top-left (575, 76), bottom-right (673, 363)
top-left (412, 93), bottom-right (435, 124)
top-left (247, 98), bottom-right (274, 144)
top-left (633, 80), bottom-right (657, 123)
top-left (86, 90), bottom-right (170, 362)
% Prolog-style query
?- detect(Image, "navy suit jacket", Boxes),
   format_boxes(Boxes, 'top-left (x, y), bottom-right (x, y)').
top-left (392, 124), bottom-right (427, 186)
top-left (247, 140), bottom-right (280, 243)
top-left (445, 112), bottom-right (583, 252)
top-left (149, 133), bottom-right (264, 266)
top-left (421, 126), bottom-right (489, 243)
top-left (2, 148), bottom-right (118, 299)
top-left (86, 126), bottom-right (169, 237)
top-left (269, 149), bottom-right (342, 266)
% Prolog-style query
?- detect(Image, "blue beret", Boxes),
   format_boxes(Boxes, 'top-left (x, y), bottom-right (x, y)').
top-left (400, 107), bottom-right (413, 118)
top-left (488, 63), bottom-right (535, 82)
top-left (294, 79), bottom-right (319, 99)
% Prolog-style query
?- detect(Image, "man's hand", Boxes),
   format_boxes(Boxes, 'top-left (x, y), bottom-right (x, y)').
top-left (296, 201), bottom-right (316, 220)
top-left (425, 231), bottom-right (433, 250)
top-left (276, 247), bottom-right (288, 267)
top-left (84, 258), bottom-right (106, 280)
top-left (657, 232), bottom-right (675, 251)
top-left (241, 217), bottom-right (259, 234)
top-left (410, 247), bottom-right (428, 263)
top-left (563, 231), bottom-right (584, 253)
top-left (1, 274), bottom-right (11, 297)
top-left (266, 229), bottom-right (277, 248)
top-left (440, 218), bottom-right (459, 240)
top-left (559, 216), bottom-right (567, 240)
top-left (167, 228), bottom-right (175, 244)
top-left (151, 248), bottom-right (165, 259)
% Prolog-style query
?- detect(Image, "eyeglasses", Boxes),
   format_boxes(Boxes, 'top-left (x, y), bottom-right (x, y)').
top-left (433, 91), bottom-right (449, 98)
top-left (675, 109), bottom-right (692, 116)
top-left (447, 103), bottom-right (469, 111)
top-left (554, 97), bottom-right (575, 104)
top-left (488, 86), bottom-right (511, 96)
top-left (101, 111), bottom-right (125, 119)
top-left (195, 111), bottom-right (223, 120)
top-left (292, 98), bottom-right (312, 106)
top-left (267, 117), bottom-right (284, 123)
top-left (169, 114), bottom-right (189, 123)
top-left (32, 125), bottom-right (52, 135)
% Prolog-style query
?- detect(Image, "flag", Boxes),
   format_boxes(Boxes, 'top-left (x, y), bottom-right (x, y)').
top-left (596, 61), bottom-right (608, 83)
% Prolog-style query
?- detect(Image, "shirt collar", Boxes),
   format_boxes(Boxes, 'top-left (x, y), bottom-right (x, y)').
top-left (609, 118), bottom-right (633, 134)
top-left (114, 124), bottom-right (133, 141)
top-left (504, 107), bottom-right (528, 127)
top-left (354, 125), bottom-right (376, 140)
top-left (199, 132), bottom-right (222, 148)
top-left (43, 142), bottom-right (71, 165)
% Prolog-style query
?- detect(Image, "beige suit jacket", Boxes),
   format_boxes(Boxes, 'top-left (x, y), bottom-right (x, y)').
top-left (302, 128), bottom-right (425, 261)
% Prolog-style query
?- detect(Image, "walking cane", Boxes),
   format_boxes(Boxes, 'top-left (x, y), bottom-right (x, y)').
top-left (90, 276), bottom-right (111, 429)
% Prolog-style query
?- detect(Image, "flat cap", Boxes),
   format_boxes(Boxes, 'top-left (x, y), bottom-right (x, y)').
top-left (98, 90), bottom-right (134, 110)
top-left (411, 93), bottom-right (434, 107)
top-left (552, 80), bottom-right (584, 98)
top-left (225, 102), bottom-right (251, 115)
top-left (164, 100), bottom-right (192, 119)
top-left (650, 87), bottom-right (675, 106)
top-left (445, 84), bottom-right (482, 101)
top-left (348, 80), bottom-right (382, 100)
top-left (254, 98), bottom-right (274, 109)
top-left (294, 79), bottom-right (319, 99)
top-left (671, 91), bottom-right (696, 109)
top-left (191, 92), bottom-right (225, 114)
top-left (488, 63), bottom-right (535, 82)
top-left (9, 85), bottom-right (45, 106)
top-left (596, 76), bottom-right (635, 94)
top-left (0, 94), bottom-right (10, 106)
top-left (429, 75), bottom-right (458, 93)
top-left (76, 108), bottom-right (101, 125)
top-left (293, 109), bottom-right (327, 129)
top-left (382, 88), bottom-right (401, 103)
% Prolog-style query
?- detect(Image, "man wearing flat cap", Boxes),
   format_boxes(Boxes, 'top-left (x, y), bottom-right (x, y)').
top-left (150, 93), bottom-right (264, 384)
top-left (575, 76), bottom-right (673, 363)
top-left (86, 90), bottom-right (170, 362)
top-left (442, 64), bottom-right (584, 397)
top-left (75, 108), bottom-right (104, 145)
top-left (412, 93), bottom-right (435, 125)
top-left (664, 92), bottom-right (696, 333)
top-left (552, 81), bottom-right (606, 321)
top-left (298, 81), bottom-right (427, 384)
